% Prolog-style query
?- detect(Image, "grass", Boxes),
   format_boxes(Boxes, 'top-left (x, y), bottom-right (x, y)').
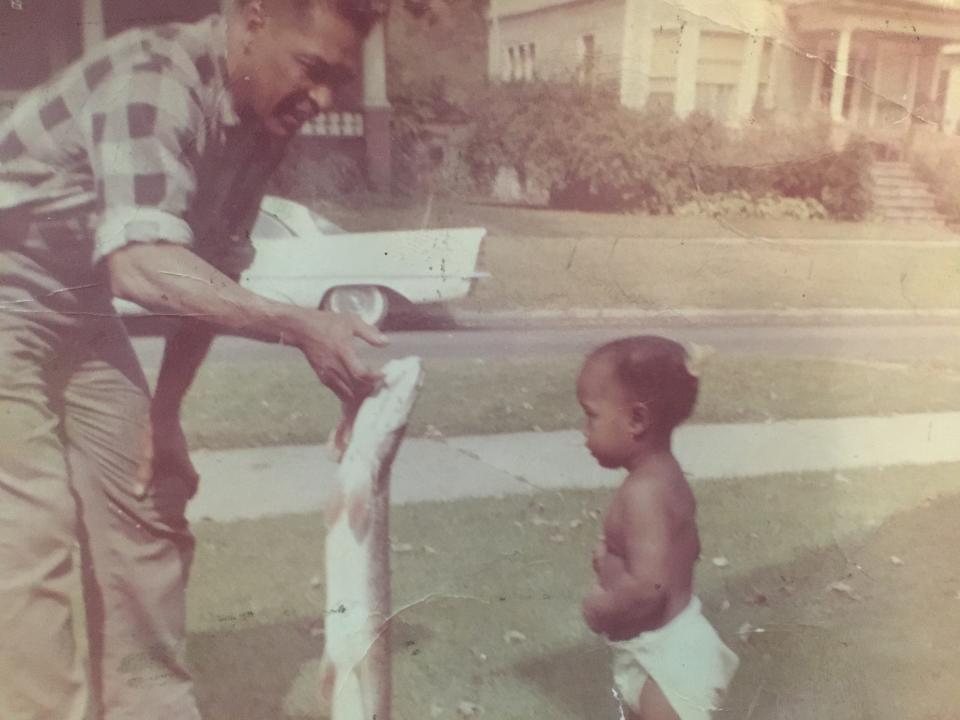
top-left (171, 354), bottom-right (960, 450)
top-left (308, 199), bottom-right (960, 312)
top-left (320, 197), bottom-right (960, 243)
top-left (185, 462), bottom-right (960, 720)
top-left (467, 234), bottom-right (960, 311)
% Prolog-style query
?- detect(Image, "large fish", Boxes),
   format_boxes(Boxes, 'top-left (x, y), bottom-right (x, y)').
top-left (318, 356), bottom-right (423, 720)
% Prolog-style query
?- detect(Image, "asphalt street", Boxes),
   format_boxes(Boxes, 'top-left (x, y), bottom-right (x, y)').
top-left (130, 321), bottom-right (960, 369)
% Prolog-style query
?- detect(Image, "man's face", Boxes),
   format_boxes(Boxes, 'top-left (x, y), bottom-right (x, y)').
top-left (231, 3), bottom-right (361, 136)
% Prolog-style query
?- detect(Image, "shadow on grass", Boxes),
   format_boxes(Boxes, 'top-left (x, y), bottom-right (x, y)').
top-left (189, 618), bottom-right (323, 720)
top-left (512, 642), bottom-right (619, 719)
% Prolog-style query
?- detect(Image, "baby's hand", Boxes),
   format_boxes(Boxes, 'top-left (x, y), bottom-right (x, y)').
top-left (594, 549), bottom-right (627, 590)
top-left (591, 540), bottom-right (606, 573)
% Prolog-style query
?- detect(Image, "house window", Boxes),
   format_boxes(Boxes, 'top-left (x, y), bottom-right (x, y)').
top-left (504, 43), bottom-right (536, 82)
top-left (695, 83), bottom-right (736, 121)
top-left (648, 91), bottom-right (674, 112)
top-left (524, 42), bottom-right (536, 81)
top-left (578, 33), bottom-right (596, 84)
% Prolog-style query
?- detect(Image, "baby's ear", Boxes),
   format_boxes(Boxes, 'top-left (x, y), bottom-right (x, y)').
top-left (629, 401), bottom-right (651, 436)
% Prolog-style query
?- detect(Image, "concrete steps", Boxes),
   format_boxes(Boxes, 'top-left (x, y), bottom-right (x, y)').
top-left (869, 161), bottom-right (946, 225)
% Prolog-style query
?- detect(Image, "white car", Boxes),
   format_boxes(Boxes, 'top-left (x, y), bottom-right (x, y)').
top-left (114, 195), bottom-right (489, 327)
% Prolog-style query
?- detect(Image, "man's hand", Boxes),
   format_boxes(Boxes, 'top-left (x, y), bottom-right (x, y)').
top-left (148, 409), bottom-right (200, 497)
top-left (293, 311), bottom-right (388, 404)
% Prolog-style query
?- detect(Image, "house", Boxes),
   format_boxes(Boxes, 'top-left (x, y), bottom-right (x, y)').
top-left (0, 0), bottom-right (392, 189)
top-left (488, 0), bottom-right (960, 148)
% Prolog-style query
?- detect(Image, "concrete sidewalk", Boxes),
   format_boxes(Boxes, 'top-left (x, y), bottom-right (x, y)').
top-left (186, 411), bottom-right (960, 523)
top-left (444, 306), bottom-right (960, 329)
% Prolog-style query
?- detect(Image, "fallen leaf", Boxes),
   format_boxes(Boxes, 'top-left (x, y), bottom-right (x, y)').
top-left (550, 534), bottom-right (565, 543)
top-left (834, 472), bottom-right (852, 484)
top-left (423, 545), bottom-right (438, 555)
top-left (890, 555), bottom-right (904, 566)
top-left (720, 599), bottom-right (731, 612)
top-left (530, 516), bottom-right (560, 528)
top-left (309, 576), bottom-right (322, 588)
top-left (503, 630), bottom-right (527, 644)
top-left (391, 542), bottom-right (415, 553)
top-left (737, 622), bottom-right (754, 644)
top-left (569, 519), bottom-right (584, 530)
top-left (457, 701), bottom-right (483, 717)
top-left (828, 581), bottom-right (862, 601)
top-left (712, 556), bottom-right (730, 568)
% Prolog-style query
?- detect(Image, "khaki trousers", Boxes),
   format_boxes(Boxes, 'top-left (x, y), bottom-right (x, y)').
top-left (0, 221), bottom-right (200, 720)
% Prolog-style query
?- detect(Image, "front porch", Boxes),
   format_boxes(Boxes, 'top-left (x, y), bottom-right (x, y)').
top-left (789, 0), bottom-right (960, 153)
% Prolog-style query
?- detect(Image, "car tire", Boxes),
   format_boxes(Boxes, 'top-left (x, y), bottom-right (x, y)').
top-left (322, 285), bottom-right (390, 328)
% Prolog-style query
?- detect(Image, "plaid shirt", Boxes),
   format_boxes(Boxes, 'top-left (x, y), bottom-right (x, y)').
top-left (0, 14), bottom-right (286, 277)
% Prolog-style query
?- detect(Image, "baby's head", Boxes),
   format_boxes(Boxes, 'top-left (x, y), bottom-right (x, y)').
top-left (576, 336), bottom-right (698, 469)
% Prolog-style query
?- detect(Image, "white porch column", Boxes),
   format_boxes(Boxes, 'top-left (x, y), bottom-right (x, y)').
top-left (735, 34), bottom-right (763, 123)
top-left (488, 0), bottom-right (502, 81)
top-left (763, 40), bottom-right (782, 111)
top-left (362, 20), bottom-right (392, 191)
top-left (620, 0), bottom-right (654, 109)
top-left (830, 27), bottom-right (852, 123)
top-left (809, 40), bottom-right (826, 109)
top-left (930, 50), bottom-right (943, 105)
top-left (868, 42), bottom-right (883, 127)
top-left (906, 51), bottom-right (921, 118)
top-left (943, 65), bottom-right (960, 134)
top-left (849, 56), bottom-right (864, 125)
top-left (363, 20), bottom-right (389, 108)
top-left (674, 21), bottom-right (701, 119)
top-left (83, 0), bottom-right (106, 50)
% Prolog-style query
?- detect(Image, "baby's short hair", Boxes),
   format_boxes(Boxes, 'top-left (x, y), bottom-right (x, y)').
top-left (587, 336), bottom-right (698, 433)
top-left (235, 0), bottom-right (383, 35)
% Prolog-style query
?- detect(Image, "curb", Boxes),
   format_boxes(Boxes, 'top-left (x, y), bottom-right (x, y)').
top-left (439, 307), bottom-right (960, 329)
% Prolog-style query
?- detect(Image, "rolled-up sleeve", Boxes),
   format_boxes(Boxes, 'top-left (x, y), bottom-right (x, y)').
top-left (82, 57), bottom-right (203, 264)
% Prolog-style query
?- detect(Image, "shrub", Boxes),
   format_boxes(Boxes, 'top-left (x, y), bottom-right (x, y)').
top-left (910, 126), bottom-right (960, 221)
top-left (675, 192), bottom-right (828, 220)
top-left (465, 82), bottom-right (720, 213)
top-left (462, 83), bottom-right (873, 219)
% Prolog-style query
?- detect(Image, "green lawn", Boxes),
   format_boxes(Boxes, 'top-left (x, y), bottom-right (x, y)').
top-left (320, 197), bottom-right (960, 242)
top-left (185, 462), bottom-right (960, 720)
top-left (307, 199), bottom-right (960, 311)
top-left (171, 354), bottom-right (960, 450)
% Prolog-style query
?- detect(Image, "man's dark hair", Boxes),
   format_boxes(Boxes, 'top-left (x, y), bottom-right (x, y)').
top-left (587, 336), bottom-right (699, 434)
top-left (237, 0), bottom-right (384, 35)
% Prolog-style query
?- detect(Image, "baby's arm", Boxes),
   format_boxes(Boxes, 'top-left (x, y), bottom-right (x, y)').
top-left (582, 483), bottom-right (672, 637)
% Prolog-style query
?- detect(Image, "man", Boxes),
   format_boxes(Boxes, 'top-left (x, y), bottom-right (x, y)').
top-left (0, 1), bottom-right (385, 718)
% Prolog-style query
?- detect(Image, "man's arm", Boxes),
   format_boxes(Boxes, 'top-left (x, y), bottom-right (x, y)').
top-left (582, 483), bottom-right (672, 637)
top-left (109, 242), bottom-right (387, 402)
top-left (147, 319), bottom-right (215, 485)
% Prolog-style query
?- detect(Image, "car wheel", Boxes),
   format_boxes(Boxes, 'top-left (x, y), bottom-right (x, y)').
top-left (323, 285), bottom-right (390, 328)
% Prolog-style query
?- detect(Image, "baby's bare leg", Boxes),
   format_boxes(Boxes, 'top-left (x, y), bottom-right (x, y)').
top-left (632, 677), bottom-right (681, 720)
